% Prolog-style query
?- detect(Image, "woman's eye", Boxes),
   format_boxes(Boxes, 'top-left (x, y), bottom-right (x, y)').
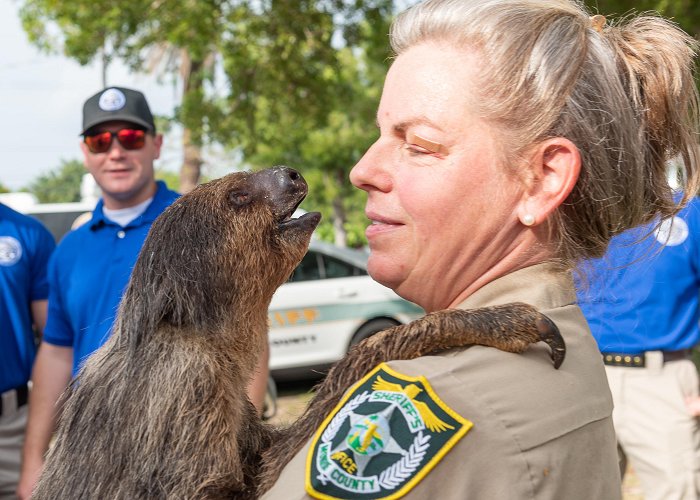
top-left (406, 132), bottom-right (445, 155)
top-left (406, 143), bottom-right (432, 155)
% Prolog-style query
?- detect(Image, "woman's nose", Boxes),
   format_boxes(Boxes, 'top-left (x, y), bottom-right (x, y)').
top-left (350, 141), bottom-right (391, 193)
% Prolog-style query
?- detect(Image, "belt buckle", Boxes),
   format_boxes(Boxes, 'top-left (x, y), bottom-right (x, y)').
top-left (1, 389), bottom-right (17, 417)
top-left (645, 351), bottom-right (664, 370)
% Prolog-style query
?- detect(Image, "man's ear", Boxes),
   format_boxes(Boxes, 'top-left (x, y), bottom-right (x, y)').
top-left (517, 137), bottom-right (581, 226)
top-left (152, 133), bottom-right (163, 160)
top-left (79, 141), bottom-right (91, 168)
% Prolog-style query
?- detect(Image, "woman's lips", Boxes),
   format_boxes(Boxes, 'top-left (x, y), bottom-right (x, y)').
top-left (365, 214), bottom-right (403, 238)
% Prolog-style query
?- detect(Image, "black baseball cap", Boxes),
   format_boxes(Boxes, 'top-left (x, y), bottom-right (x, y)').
top-left (81, 87), bottom-right (156, 135)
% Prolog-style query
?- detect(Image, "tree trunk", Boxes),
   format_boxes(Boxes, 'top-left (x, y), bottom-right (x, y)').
top-left (101, 48), bottom-right (109, 88)
top-left (180, 128), bottom-right (203, 194)
top-left (179, 54), bottom-right (204, 194)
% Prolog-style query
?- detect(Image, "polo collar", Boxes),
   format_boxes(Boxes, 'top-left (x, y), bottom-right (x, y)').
top-left (89, 180), bottom-right (168, 230)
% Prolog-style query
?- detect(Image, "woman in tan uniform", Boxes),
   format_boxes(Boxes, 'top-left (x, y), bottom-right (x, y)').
top-left (264, 0), bottom-right (700, 498)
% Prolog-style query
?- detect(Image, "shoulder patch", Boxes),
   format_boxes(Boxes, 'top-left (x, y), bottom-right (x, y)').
top-left (305, 363), bottom-right (472, 499)
top-left (0, 236), bottom-right (22, 266)
top-left (654, 215), bottom-right (689, 246)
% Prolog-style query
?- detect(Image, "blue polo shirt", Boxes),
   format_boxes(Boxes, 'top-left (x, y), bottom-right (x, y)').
top-left (43, 181), bottom-right (179, 375)
top-left (576, 196), bottom-right (700, 354)
top-left (0, 203), bottom-right (55, 393)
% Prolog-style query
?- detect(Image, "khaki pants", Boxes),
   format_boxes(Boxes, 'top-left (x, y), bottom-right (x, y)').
top-left (0, 402), bottom-right (27, 499)
top-left (606, 356), bottom-right (700, 500)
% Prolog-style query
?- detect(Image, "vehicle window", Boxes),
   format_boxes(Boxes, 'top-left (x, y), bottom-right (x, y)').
top-left (321, 255), bottom-right (367, 279)
top-left (290, 251), bottom-right (322, 282)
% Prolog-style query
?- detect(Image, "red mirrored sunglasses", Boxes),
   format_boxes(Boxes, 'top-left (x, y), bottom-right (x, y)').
top-left (83, 128), bottom-right (147, 154)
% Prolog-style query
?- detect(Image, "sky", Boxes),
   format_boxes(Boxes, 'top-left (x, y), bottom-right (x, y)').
top-left (0, 0), bottom-right (183, 191)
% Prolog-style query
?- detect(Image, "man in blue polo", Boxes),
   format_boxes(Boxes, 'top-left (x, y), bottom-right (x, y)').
top-left (576, 196), bottom-right (700, 500)
top-left (0, 203), bottom-right (54, 498)
top-left (17, 87), bottom-right (180, 499)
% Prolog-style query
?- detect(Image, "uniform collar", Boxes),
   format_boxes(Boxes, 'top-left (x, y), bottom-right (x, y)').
top-left (89, 180), bottom-right (168, 229)
top-left (457, 262), bottom-right (576, 311)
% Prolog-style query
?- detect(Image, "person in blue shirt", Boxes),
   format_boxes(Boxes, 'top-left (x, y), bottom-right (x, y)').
top-left (16, 87), bottom-right (180, 499)
top-left (0, 203), bottom-right (54, 498)
top-left (577, 195), bottom-right (700, 500)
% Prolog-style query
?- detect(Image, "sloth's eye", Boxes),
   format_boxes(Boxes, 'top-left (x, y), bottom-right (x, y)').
top-left (228, 190), bottom-right (251, 207)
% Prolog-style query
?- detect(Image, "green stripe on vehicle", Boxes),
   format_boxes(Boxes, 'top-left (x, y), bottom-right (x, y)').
top-left (269, 301), bottom-right (424, 329)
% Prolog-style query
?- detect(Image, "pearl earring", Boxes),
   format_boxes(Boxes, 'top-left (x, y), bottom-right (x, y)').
top-left (521, 214), bottom-right (535, 226)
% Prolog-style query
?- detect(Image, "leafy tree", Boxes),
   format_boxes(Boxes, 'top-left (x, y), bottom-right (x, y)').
top-left (213, 4), bottom-right (394, 246)
top-left (154, 168), bottom-right (211, 194)
top-left (18, 0), bottom-right (398, 246)
top-left (26, 159), bottom-right (85, 203)
top-left (19, 0), bottom-right (226, 194)
top-left (26, 163), bottom-right (187, 204)
top-left (20, 0), bottom-right (392, 198)
top-left (0, 183), bottom-right (9, 194)
top-left (154, 169), bottom-right (181, 194)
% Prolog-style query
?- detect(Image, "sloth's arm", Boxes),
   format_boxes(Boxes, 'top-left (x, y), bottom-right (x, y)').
top-left (257, 302), bottom-right (565, 494)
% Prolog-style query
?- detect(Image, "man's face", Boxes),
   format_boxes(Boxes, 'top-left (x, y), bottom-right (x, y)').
top-left (80, 120), bottom-right (162, 209)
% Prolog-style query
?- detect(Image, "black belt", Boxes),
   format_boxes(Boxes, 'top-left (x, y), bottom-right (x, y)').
top-left (0, 384), bottom-right (29, 416)
top-left (602, 349), bottom-right (691, 368)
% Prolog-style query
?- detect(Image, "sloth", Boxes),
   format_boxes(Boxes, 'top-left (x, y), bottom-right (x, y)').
top-left (32, 167), bottom-right (565, 499)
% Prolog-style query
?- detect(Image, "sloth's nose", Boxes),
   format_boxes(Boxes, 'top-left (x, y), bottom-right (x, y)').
top-left (268, 166), bottom-right (307, 193)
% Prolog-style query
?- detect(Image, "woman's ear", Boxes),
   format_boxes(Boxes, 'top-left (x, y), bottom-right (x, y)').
top-left (517, 137), bottom-right (581, 226)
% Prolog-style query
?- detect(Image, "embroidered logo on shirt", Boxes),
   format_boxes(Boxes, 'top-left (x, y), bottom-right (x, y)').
top-left (0, 236), bottom-right (22, 266)
top-left (305, 363), bottom-right (471, 500)
top-left (655, 216), bottom-right (689, 246)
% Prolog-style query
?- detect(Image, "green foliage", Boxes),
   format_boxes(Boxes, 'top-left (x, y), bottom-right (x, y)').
top-left (17, 0), bottom-right (399, 245)
top-left (583, 0), bottom-right (700, 35)
top-left (153, 168), bottom-right (210, 193)
top-left (221, 12), bottom-right (393, 246)
top-left (0, 182), bottom-right (9, 194)
top-left (26, 159), bottom-right (85, 203)
top-left (155, 169), bottom-right (181, 193)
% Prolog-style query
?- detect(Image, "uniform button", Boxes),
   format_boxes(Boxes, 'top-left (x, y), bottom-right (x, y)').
top-left (117, 230), bottom-right (126, 239)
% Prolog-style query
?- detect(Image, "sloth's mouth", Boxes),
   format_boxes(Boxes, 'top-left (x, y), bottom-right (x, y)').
top-left (278, 205), bottom-right (322, 231)
top-left (291, 211), bottom-right (322, 228)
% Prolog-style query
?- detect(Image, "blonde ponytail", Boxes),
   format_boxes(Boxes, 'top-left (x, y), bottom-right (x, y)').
top-left (605, 14), bottom-right (700, 215)
top-left (391, 0), bottom-right (700, 265)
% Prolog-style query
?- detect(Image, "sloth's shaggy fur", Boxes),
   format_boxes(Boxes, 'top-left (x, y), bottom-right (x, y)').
top-left (32, 167), bottom-right (564, 499)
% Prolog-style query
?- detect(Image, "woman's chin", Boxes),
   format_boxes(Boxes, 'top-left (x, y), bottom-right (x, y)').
top-left (367, 256), bottom-right (417, 302)
top-left (366, 257), bottom-right (401, 288)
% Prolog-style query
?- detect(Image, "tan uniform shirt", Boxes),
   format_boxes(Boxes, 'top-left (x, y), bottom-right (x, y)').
top-left (263, 263), bottom-right (621, 499)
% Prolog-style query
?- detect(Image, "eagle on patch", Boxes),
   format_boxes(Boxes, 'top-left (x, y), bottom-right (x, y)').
top-left (372, 376), bottom-right (455, 433)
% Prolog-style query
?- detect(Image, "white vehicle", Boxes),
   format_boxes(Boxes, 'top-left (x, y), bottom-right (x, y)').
top-left (268, 240), bottom-right (424, 379)
top-left (11, 201), bottom-right (95, 242)
top-left (5, 195), bottom-right (422, 382)
top-left (1, 174), bottom-right (98, 242)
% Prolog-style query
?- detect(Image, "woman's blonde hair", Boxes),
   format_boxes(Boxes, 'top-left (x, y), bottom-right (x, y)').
top-left (391, 0), bottom-right (700, 265)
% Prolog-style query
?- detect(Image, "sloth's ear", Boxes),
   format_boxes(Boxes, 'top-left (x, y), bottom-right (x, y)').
top-left (228, 190), bottom-right (251, 207)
